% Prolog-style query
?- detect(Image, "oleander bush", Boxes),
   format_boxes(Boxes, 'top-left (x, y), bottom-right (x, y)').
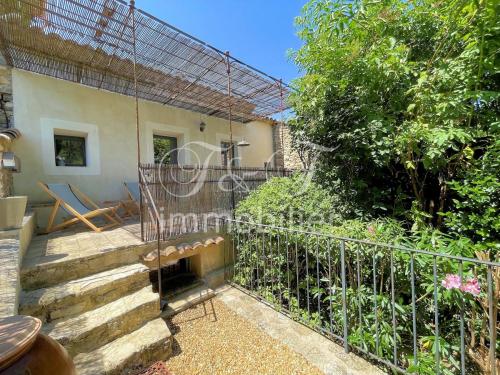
top-left (232, 177), bottom-right (496, 374)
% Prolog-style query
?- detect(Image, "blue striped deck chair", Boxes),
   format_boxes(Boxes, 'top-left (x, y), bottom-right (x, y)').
top-left (39, 182), bottom-right (122, 233)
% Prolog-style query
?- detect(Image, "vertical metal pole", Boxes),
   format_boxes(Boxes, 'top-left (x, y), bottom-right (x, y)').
top-left (356, 245), bottom-right (363, 346)
top-left (340, 240), bottom-right (349, 353)
top-left (433, 256), bottom-right (440, 374)
top-left (286, 231), bottom-right (291, 311)
top-left (129, 0), bottom-right (143, 238)
top-left (277, 232), bottom-right (283, 308)
top-left (240, 224), bottom-right (245, 287)
top-left (295, 236), bottom-right (300, 313)
top-left (247, 226), bottom-right (252, 290)
top-left (328, 239), bottom-right (333, 336)
top-left (305, 237), bottom-right (311, 317)
top-left (255, 230), bottom-right (260, 292)
top-left (235, 227), bottom-right (240, 281)
top-left (487, 266), bottom-right (496, 375)
top-left (232, 223), bottom-right (237, 280)
top-left (223, 218), bottom-right (227, 281)
top-left (278, 79), bottom-right (285, 170)
top-left (270, 232), bottom-right (275, 300)
top-left (262, 230), bottom-right (267, 293)
top-left (156, 218), bottom-right (162, 310)
top-left (373, 247), bottom-right (379, 355)
top-left (249, 229), bottom-right (254, 290)
top-left (410, 253), bottom-right (418, 366)
top-left (225, 51), bottom-right (236, 218)
top-left (316, 235), bottom-right (321, 322)
top-left (458, 262), bottom-right (466, 375)
top-left (390, 249), bottom-right (397, 365)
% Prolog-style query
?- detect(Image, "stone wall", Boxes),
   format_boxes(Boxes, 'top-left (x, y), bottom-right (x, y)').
top-left (0, 55), bottom-right (13, 129)
top-left (271, 122), bottom-right (304, 170)
top-left (281, 124), bottom-right (304, 170)
top-left (271, 122), bottom-right (284, 168)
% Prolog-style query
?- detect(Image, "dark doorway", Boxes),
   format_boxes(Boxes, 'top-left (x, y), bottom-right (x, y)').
top-left (150, 257), bottom-right (200, 299)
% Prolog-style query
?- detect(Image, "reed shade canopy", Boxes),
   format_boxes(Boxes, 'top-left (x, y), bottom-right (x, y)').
top-left (0, 0), bottom-right (289, 123)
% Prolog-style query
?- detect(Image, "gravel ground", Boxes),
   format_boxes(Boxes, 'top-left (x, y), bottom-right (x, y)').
top-left (164, 298), bottom-right (323, 375)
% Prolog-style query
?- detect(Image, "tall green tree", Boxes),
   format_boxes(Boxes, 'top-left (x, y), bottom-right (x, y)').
top-left (289, 0), bottom-right (499, 228)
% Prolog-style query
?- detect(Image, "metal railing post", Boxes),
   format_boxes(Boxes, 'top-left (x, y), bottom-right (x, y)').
top-left (222, 218), bottom-right (227, 282)
top-left (129, 0), bottom-right (144, 243)
top-left (390, 249), bottom-right (397, 366)
top-left (138, 168), bottom-right (164, 311)
top-left (487, 266), bottom-right (496, 375)
top-left (340, 239), bottom-right (349, 353)
top-left (458, 262), bottom-right (466, 375)
top-left (156, 218), bottom-right (162, 310)
top-left (373, 247), bottom-right (379, 355)
top-left (356, 245), bottom-right (363, 348)
top-left (410, 253), bottom-right (418, 366)
top-left (433, 256), bottom-right (440, 374)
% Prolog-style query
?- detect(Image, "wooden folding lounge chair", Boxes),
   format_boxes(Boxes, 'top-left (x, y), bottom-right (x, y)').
top-left (122, 181), bottom-right (141, 217)
top-left (39, 182), bottom-right (122, 233)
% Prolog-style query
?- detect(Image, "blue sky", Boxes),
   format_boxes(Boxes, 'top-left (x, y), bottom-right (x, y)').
top-left (136, 1), bottom-right (305, 85)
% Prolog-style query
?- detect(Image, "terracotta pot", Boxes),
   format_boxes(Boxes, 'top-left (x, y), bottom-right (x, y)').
top-left (0, 316), bottom-right (76, 375)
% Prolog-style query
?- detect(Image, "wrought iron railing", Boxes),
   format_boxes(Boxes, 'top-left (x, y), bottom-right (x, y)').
top-left (138, 168), bottom-right (163, 309)
top-left (139, 163), bottom-right (294, 241)
top-left (221, 219), bottom-right (499, 375)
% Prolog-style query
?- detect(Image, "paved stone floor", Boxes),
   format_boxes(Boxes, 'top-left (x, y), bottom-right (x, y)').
top-left (22, 219), bottom-right (143, 270)
top-left (216, 286), bottom-right (386, 375)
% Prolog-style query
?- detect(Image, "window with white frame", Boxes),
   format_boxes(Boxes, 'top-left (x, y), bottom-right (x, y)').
top-left (54, 134), bottom-right (87, 167)
top-left (153, 134), bottom-right (178, 164)
top-left (221, 141), bottom-right (239, 167)
top-left (41, 118), bottom-right (100, 176)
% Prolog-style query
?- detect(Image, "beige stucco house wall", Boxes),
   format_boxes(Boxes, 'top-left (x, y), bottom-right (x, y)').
top-left (11, 70), bottom-right (276, 208)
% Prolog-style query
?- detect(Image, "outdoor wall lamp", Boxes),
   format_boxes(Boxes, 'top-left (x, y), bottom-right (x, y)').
top-left (237, 140), bottom-right (250, 147)
top-left (0, 152), bottom-right (21, 172)
top-left (199, 121), bottom-right (206, 132)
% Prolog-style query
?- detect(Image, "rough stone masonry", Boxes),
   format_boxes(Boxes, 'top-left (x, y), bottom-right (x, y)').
top-left (0, 54), bottom-right (13, 129)
top-left (0, 54), bottom-right (14, 196)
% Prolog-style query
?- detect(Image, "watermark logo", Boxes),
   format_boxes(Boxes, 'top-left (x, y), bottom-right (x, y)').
top-left (149, 139), bottom-right (335, 199)
top-left (143, 139), bottom-right (336, 234)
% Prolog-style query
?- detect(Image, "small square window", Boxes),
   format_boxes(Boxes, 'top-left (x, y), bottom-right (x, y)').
top-left (54, 134), bottom-right (86, 167)
top-left (153, 135), bottom-right (178, 164)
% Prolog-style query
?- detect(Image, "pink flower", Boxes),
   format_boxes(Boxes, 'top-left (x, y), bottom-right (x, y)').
top-left (367, 226), bottom-right (376, 235)
top-left (441, 274), bottom-right (462, 290)
top-left (460, 278), bottom-right (481, 296)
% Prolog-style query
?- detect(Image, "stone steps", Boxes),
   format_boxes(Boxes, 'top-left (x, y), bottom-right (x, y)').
top-left (73, 318), bottom-right (172, 375)
top-left (163, 284), bottom-right (215, 318)
top-left (20, 260), bottom-right (173, 374)
top-left (21, 242), bottom-right (152, 291)
top-left (18, 229), bottom-right (222, 373)
top-left (43, 286), bottom-right (160, 357)
top-left (19, 263), bottom-right (150, 322)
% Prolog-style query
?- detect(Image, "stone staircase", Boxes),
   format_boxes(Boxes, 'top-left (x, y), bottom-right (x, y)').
top-left (19, 246), bottom-right (172, 375)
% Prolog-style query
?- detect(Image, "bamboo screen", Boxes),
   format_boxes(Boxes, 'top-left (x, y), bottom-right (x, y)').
top-left (0, 0), bottom-right (288, 123)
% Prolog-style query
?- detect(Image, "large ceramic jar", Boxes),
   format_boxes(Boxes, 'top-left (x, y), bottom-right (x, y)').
top-left (0, 315), bottom-right (76, 375)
